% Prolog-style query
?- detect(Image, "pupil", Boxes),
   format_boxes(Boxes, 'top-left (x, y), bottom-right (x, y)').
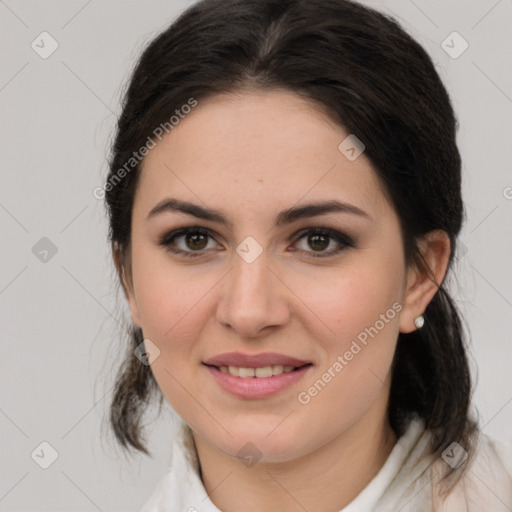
top-left (187, 233), bottom-right (207, 250)
top-left (309, 234), bottom-right (328, 251)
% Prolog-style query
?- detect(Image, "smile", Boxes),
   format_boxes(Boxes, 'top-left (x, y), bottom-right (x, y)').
top-left (217, 364), bottom-right (297, 377)
top-left (203, 361), bottom-right (313, 399)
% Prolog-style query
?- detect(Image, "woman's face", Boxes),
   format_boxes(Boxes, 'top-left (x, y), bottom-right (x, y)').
top-left (123, 90), bottom-right (421, 463)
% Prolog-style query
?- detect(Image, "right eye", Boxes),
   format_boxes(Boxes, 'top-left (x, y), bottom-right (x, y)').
top-left (158, 226), bottom-right (222, 258)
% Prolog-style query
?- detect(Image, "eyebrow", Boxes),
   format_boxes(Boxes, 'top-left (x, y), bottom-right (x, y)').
top-left (146, 198), bottom-right (372, 228)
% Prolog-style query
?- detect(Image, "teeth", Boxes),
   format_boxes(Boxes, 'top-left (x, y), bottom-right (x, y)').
top-left (239, 367), bottom-right (255, 378)
top-left (228, 365), bottom-right (239, 377)
top-left (272, 364), bottom-right (283, 375)
top-left (219, 364), bottom-right (298, 378)
top-left (255, 366), bottom-right (272, 378)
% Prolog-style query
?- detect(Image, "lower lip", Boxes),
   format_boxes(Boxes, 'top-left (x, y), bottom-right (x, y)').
top-left (204, 364), bottom-right (312, 399)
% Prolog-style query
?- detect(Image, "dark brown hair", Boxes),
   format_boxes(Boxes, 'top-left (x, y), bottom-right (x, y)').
top-left (105, 0), bottom-right (478, 489)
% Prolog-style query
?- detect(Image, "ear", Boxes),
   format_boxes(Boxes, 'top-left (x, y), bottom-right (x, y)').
top-left (112, 243), bottom-right (142, 328)
top-left (399, 230), bottom-right (451, 334)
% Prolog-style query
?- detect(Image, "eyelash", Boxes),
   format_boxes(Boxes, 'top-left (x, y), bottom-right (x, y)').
top-left (158, 226), bottom-right (355, 259)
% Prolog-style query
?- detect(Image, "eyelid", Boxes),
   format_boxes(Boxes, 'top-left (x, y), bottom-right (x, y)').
top-left (291, 226), bottom-right (354, 257)
top-left (292, 226), bottom-right (354, 245)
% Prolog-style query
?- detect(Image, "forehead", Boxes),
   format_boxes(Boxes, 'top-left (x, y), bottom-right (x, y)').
top-left (136, 90), bottom-right (390, 221)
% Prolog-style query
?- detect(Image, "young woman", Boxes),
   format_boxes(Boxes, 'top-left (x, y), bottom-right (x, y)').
top-left (104, 0), bottom-right (512, 510)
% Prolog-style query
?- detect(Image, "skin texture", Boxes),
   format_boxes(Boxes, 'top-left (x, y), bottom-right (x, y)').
top-left (119, 90), bottom-right (451, 511)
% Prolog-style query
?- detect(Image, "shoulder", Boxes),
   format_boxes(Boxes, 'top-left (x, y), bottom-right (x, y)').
top-left (481, 433), bottom-right (512, 475)
top-left (432, 430), bottom-right (512, 511)
top-left (376, 417), bottom-right (512, 512)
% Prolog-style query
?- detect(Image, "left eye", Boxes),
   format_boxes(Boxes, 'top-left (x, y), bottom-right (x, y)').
top-left (158, 226), bottom-right (354, 258)
top-left (293, 227), bottom-right (353, 257)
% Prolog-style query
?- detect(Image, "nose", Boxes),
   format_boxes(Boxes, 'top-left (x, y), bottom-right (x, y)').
top-left (216, 249), bottom-right (290, 339)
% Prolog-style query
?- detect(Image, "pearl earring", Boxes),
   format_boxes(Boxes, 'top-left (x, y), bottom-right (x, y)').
top-left (414, 315), bottom-right (425, 329)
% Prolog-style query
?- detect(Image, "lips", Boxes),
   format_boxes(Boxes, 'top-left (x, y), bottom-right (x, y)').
top-left (203, 351), bottom-right (310, 368)
top-left (203, 352), bottom-right (313, 398)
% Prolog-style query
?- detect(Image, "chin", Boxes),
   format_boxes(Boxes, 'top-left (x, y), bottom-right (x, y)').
top-left (205, 417), bottom-right (316, 464)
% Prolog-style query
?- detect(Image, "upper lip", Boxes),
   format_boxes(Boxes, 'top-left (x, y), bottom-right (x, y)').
top-left (203, 351), bottom-right (311, 368)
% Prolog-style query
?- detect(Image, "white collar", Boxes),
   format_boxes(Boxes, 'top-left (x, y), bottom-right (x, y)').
top-left (140, 415), bottom-right (512, 511)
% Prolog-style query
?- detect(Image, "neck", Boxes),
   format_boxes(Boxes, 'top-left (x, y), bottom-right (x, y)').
top-left (192, 390), bottom-right (398, 512)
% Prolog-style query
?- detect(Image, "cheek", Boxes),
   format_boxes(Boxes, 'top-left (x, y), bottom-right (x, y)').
top-left (131, 243), bottom-right (211, 340)
top-left (295, 270), bottom-right (402, 421)
top-left (295, 261), bottom-right (403, 408)
top-left (130, 250), bottom-right (212, 421)
top-left (301, 261), bottom-right (403, 345)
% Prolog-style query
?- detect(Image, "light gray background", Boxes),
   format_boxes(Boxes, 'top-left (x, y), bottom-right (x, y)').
top-left (1, 0), bottom-right (511, 510)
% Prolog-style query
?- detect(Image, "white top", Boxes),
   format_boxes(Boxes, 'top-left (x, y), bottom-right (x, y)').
top-left (140, 415), bottom-right (512, 511)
